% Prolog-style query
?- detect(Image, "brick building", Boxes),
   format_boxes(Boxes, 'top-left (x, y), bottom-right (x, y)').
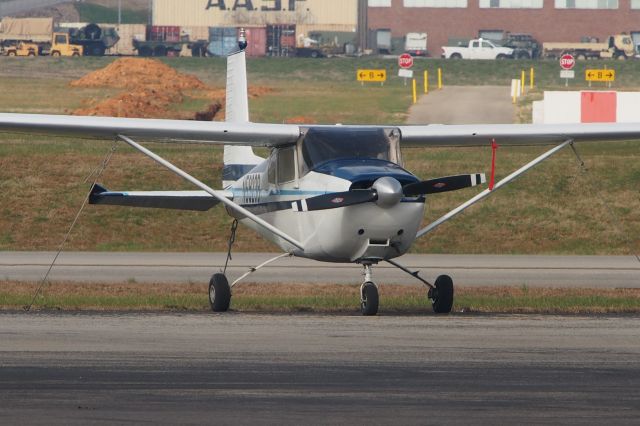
top-left (367, 0), bottom-right (640, 57)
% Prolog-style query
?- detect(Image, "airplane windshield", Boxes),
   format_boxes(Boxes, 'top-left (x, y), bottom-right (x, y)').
top-left (300, 127), bottom-right (398, 173)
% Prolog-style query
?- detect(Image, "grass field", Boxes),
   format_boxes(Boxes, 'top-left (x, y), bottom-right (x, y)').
top-left (4, 281), bottom-right (640, 314)
top-left (75, 3), bottom-right (149, 24)
top-left (0, 56), bottom-right (639, 255)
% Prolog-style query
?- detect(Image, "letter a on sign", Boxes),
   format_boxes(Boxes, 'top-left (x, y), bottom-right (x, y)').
top-left (233, 0), bottom-right (254, 10)
top-left (206, 0), bottom-right (226, 10)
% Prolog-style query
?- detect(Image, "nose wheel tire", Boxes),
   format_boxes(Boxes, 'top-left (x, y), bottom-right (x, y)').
top-left (429, 275), bottom-right (454, 314)
top-left (361, 281), bottom-right (379, 316)
top-left (209, 273), bottom-right (231, 312)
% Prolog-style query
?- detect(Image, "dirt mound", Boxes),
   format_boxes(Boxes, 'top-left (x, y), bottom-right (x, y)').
top-left (72, 58), bottom-right (213, 119)
top-left (71, 58), bottom-right (207, 92)
top-left (72, 58), bottom-right (274, 120)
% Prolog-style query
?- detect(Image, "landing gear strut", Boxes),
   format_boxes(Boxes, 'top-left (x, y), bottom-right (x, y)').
top-left (360, 264), bottom-right (379, 316)
top-left (385, 259), bottom-right (454, 314)
top-left (208, 219), bottom-right (237, 313)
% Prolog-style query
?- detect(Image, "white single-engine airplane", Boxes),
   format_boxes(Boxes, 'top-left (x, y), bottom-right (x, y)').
top-left (2, 33), bottom-right (640, 315)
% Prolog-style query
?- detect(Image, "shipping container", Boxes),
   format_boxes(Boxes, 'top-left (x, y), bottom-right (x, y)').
top-left (152, 0), bottom-right (357, 30)
top-left (207, 27), bottom-right (237, 57)
top-left (147, 25), bottom-right (180, 42)
top-left (243, 26), bottom-right (267, 57)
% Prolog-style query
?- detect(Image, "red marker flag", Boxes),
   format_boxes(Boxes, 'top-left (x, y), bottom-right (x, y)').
top-left (489, 139), bottom-right (499, 190)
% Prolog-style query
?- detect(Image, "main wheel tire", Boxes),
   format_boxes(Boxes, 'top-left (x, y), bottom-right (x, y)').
top-left (8, 51), bottom-right (16, 56)
top-left (450, 53), bottom-right (462, 59)
top-left (517, 51), bottom-right (531, 60)
top-left (209, 273), bottom-right (231, 312)
top-left (361, 282), bottom-right (379, 316)
top-left (431, 275), bottom-right (454, 314)
top-left (52, 51), bottom-right (61, 57)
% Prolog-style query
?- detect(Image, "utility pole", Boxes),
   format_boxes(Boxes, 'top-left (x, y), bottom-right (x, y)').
top-left (118, 0), bottom-right (122, 26)
top-left (357, 0), bottom-right (368, 52)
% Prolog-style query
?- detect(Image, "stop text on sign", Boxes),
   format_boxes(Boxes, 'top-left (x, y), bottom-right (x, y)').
top-left (560, 54), bottom-right (575, 70)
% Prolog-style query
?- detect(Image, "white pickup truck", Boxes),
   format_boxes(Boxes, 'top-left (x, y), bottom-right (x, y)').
top-left (442, 38), bottom-right (514, 60)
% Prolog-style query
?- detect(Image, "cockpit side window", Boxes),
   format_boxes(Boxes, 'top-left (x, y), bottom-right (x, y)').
top-left (277, 146), bottom-right (296, 184)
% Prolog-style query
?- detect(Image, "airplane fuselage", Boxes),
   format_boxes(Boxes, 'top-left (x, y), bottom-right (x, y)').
top-left (228, 159), bottom-right (426, 263)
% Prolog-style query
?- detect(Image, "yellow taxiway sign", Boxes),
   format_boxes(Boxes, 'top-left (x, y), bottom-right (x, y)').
top-left (357, 69), bottom-right (387, 82)
top-left (586, 69), bottom-right (615, 82)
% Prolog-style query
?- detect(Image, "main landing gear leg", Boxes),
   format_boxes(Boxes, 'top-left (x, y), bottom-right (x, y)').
top-left (385, 259), bottom-right (454, 314)
top-left (208, 219), bottom-right (237, 312)
top-left (360, 264), bottom-right (379, 316)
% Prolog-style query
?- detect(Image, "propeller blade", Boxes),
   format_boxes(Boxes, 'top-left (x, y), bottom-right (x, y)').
top-left (293, 190), bottom-right (377, 212)
top-left (403, 173), bottom-right (486, 196)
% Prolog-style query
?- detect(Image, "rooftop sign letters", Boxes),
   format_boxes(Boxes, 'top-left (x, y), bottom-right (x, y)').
top-left (206, 0), bottom-right (305, 11)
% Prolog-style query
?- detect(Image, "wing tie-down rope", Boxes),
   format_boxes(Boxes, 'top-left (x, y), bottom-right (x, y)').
top-left (569, 142), bottom-right (640, 265)
top-left (24, 140), bottom-right (118, 311)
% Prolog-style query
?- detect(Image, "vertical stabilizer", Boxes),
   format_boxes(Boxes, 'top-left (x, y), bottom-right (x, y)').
top-left (223, 32), bottom-right (263, 188)
top-left (225, 50), bottom-right (249, 123)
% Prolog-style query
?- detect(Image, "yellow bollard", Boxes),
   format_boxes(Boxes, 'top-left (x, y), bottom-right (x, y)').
top-left (437, 68), bottom-right (443, 89)
top-left (521, 70), bottom-right (525, 95)
top-left (412, 78), bottom-right (417, 104)
top-left (530, 67), bottom-right (534, 89)
top-left (424, 70), bottom-right (429, 94)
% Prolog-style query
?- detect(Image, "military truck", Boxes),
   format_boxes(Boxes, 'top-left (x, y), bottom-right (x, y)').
top-left (1, 19), bottom-right (83, 57)
top-left (65, 23), bottom-right (119, 56)
top-left (542, 34), bottom-right (635, 60)
top-left (0, 18), bottom-right (106, 57)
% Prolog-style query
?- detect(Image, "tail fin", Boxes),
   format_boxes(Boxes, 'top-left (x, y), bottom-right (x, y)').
top-left (223, 33), bottom-right (263, 189)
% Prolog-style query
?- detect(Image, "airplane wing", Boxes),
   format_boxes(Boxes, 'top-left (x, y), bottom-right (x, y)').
top-left (3, 113), bottom-right (640, 147)
top-left (397, 123), bottom-right (640, 146)
top-left (0, 113), bottom-right (300, 147)
top-left (89, 184), bottom-right (232, 211)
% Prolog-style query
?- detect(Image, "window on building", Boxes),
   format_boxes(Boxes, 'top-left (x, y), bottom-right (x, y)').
top-left (368, 0), bottom-right (392, 6)
top-left (631, 0), bottom-right (640, 7)
top-left (479, 0), bottom-right (543, 8)
top-left (555, 0), bottom-right (618, 9)
top-left (404, 0), bottom-right (468, 8)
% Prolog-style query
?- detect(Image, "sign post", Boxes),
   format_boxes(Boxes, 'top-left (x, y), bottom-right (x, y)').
top-left (398, 53), bottom-right (414, 86)
top-left (559, 54), bottom-right (575, 87)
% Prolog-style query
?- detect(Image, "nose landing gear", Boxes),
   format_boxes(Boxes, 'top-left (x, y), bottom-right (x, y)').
top-left (360, 264), bottom-right (379, 316)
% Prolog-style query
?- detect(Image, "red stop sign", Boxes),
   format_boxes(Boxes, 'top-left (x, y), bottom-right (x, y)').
top-left (560, 54), bottom-right (575, 70)
top-left (398, 53), bottom-right (414, 69)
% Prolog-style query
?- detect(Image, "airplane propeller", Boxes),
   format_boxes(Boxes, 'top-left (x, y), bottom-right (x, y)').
top-left (298, 173), bottom-right (486, 212)
top-left (403, 173), bottom-right (486, 196)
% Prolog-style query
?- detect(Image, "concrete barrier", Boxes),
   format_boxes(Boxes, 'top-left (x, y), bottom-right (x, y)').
top-left (533, 90), bottom-right (640, 124)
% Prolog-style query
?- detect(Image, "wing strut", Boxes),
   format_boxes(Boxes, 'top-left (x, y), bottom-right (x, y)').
top-left (117, 134), bottom-right (305, 251)
top-left (416, 139), bottom-right (574, 239)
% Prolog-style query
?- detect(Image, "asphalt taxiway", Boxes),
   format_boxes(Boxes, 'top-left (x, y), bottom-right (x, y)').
top-left (2, 251), bottom-right (640, 288)
top-left (1, 313), bottom-right (639, 424)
